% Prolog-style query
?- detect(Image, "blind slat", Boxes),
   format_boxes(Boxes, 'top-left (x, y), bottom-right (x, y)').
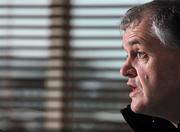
top-left (0, 0), bottom-right (65, 132)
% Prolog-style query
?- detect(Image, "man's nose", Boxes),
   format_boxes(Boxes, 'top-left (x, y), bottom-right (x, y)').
top-left (120, 61), bottom-right (137, 78)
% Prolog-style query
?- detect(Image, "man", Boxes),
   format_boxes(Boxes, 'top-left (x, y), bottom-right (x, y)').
top-left (120, 0), bottom-right (180, 131)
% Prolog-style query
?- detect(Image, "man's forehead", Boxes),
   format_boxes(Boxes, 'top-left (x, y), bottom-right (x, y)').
top-left (122, 21), bottom-right (156, 47)
top-left (122, 29), bottom-right (146, 47)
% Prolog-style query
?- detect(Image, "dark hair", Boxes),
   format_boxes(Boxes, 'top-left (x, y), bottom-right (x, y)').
top-left (120, 0), bottom-right (180, 49)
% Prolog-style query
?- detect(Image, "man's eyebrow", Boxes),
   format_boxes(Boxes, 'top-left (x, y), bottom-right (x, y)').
top-left (128, 39), bottom-right (141, 46)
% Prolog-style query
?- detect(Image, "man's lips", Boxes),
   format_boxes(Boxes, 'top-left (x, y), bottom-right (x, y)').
top-left (127, 83), bottom-right (140, 97)
top-left (128, 85), bottom-right (137, 91)
top-left (127, 83), bottom-right (137, 90)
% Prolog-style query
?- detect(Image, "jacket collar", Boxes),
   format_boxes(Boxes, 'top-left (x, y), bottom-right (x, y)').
top-left (121, 105), bottom-right (178, 132)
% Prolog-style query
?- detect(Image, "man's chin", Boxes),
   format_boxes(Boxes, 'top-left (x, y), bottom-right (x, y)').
top-left (130, 102), bottom-right (146, 114)
top-left (131, 103), bottom-right (156, 117)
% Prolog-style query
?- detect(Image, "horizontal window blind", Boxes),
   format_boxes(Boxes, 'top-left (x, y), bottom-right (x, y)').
top-left (62, 0), bottom-right (152, 132)
top-left (0, 0), bottom-right (67, 132)
top-left (0, 0), bottom-right (152, 132)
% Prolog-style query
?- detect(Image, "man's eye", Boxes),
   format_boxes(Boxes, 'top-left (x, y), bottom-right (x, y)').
top-left (136, 51), bottom-right (147, 59)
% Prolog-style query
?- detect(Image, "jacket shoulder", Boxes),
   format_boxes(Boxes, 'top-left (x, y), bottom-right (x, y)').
top-left (121, 105), bottom-right (177, 132)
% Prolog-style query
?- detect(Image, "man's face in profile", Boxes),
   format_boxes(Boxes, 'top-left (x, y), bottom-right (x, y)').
top-left (120, 19), bottom-right (180, 117)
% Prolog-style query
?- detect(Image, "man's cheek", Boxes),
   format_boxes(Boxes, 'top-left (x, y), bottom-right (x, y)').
top-left (136, 66), bottom-right (149, 86)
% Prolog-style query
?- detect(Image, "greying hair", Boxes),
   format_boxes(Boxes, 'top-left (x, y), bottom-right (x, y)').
top-left (120, 0), bottom-right (180, 49)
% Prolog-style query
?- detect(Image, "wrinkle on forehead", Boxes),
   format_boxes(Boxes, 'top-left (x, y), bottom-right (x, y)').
top-left (122, 20), bottom-right (162, 52)
top-left (123, 18), bottom-right (157, 44)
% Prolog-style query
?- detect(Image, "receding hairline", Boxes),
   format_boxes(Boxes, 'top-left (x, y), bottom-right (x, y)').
top-left (121, 1), bottom-right (180, 49)
top-left (120, 2), bottom-right (159, 31)
top-left (120, 0), bottom-right (180, 31)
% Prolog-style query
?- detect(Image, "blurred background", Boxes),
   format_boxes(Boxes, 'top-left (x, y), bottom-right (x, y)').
top-left (0, 0), bottom-right (152, 132)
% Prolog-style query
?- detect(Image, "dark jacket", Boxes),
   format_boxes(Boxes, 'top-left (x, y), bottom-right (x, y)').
top-left (121, 105), bottom-right (180, 132)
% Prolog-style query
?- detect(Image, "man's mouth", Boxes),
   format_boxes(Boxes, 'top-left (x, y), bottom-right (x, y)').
top-left (128, 84), bottom-right (140, 98)
top-left (129, 85), bottom-right (137, 92)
